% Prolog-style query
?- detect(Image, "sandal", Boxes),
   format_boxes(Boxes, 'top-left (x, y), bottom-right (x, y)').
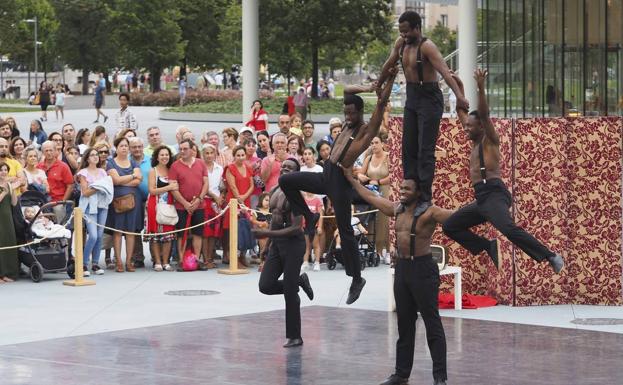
top-left (163, 264), bottom-right (173, 271)
top-left (125, 264), bottom-right (136, 272)
top-left (154, 264), bottom-right (163, 272)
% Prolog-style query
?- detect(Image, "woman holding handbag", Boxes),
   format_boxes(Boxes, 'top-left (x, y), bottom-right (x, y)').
top-left (106, 136), bottom-right (142, 272)
top-left (146, 145), bottom-right (178, 272)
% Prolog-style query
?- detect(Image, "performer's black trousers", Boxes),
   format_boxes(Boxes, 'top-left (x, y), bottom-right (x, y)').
top-left (279, 162), bottom-right (360, 279)
top-left (442, 178), bottom-right (554, 262)
top-left (402, 82), bottom-right (444, 203)
top-left (258, 235), bottom-right (305, 339)
top-left (394, 255), bottom-right (447, 381)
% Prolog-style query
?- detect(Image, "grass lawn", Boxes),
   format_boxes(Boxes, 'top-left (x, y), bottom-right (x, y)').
top-left (0, 99), bottom-right (30, 105)
top-left (167, 89), bottom-right (403, 115)
top-left (166, 97), bottom-right (393, 115)
top-left (0, 107), bottom-right (37, 113)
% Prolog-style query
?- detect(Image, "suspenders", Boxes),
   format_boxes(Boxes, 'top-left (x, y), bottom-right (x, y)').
top-left (334, 123), bottom-right (360, 166)
top-left (399, 37), bottom-right (427, 84)
top-left (395, 208), bottom-right (427, 258)
top-left (478, 141), bottom-right (487, 184)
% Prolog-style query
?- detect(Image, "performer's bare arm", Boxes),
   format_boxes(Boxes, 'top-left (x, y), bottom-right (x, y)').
top-left (377, 37), bottom-right (403, 90)
top-left (422, 40), bottom-right (469, 112)
top-left (429, 206), bottom-right (455, 225)
top-left (253, 214), bottom-right (303, 238)
top-left (364, 68), bottom-right (398, 143)
top-left (342, 166), bottom-right (395, 217)
top-left (474, 69), bottom-right (499, 145)
top-left (344, 83), bottom-right (376, 98)
top-left (451, 72), bottom-right (469, 127)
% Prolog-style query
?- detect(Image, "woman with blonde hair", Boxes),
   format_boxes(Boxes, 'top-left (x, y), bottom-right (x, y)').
top-left (89, 125), bottom-right (109, 147)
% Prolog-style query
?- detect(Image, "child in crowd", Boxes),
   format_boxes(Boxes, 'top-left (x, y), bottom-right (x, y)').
top-left (301, 191), bottom-right (323, 271)
top-left (250, 192), bottom-right (271, 272)
top-left (23, 206), bottom-right (71, 239)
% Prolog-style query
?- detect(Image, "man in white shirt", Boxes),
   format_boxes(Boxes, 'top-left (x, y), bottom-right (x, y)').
top-left (115, 92), bottom-right (138, 134)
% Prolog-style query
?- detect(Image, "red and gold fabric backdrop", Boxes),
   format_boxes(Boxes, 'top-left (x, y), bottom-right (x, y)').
top-left (387, 116), bottom-right (623, 306)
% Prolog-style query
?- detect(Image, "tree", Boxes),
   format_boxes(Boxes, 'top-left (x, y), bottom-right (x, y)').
top-left (364, 39), bottom-right (392, 74)
top-left (427, 22), bottom-right (457, 58)
top-left (216, 1), bottom-right (242, 88)
top-left (117, 0), bottom-right (185, 92)
top-left (259, 0), bottom-right (309, 94)
top-left (52, 0), bottom-right (117, 94)
top-left (12, 0), bottom-right (59, 76)
top-left (177, 0), bottom-right (231, 76)
top-left (296, 0), bottom-right (393, 98)
top-left (0, 2), bottom-right (20, 59)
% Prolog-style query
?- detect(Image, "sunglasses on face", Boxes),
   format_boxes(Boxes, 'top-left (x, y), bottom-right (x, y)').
top-left (98, 151), bottom-right (109, 155)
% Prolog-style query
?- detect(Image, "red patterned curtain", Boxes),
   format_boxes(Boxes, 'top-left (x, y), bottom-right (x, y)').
top-left (387, 116), bottom-right (623, 306)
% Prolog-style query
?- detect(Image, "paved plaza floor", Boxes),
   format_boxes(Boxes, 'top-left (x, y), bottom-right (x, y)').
top-left (1, 104), bottom-right (622, 384)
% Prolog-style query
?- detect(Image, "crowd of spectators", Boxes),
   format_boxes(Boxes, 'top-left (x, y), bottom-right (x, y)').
top-left (0, 94), bottom-right (392, 283)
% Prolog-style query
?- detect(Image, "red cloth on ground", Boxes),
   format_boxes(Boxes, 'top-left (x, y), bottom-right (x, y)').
top-left (438, 293), bottom-right (498, 309)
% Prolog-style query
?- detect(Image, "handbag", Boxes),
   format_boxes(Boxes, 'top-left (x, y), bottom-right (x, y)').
top-left (156, 197), bottom-right (178, 225)
top-left (112, 193), bottom-right (135, 213)
top-left (33, 92), bottom-right (40, 105)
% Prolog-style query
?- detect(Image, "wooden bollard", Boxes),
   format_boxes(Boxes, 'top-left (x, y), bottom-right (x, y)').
top-left (218, 198), bottom-right (249, 275)
top-left (64, 207), bottom-right (96, 286)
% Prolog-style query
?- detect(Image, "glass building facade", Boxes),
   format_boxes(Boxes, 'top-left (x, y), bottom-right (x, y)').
top-left (479, 0), bottom-right (623, 117)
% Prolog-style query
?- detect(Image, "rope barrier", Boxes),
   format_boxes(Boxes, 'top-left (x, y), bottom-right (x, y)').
top-left (82, 206), bottom-right (230, 237)
top-left (0, 213), bottom-right (75, 251)
top-left (238, 203), bottom-right (379, 219)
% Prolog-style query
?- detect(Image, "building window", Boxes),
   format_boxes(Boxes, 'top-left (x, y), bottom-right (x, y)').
top-left (441, 14), bottom-right (448, 27)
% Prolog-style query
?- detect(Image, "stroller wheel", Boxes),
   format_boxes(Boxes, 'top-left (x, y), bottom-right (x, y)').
top-left (374, 253), bottom-right (380, 267)
top-left (30, 262), bottom-right (43, 283)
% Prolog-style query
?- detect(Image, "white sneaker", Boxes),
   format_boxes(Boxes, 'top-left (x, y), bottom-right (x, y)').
top-left (313, 262), bottom-right (320, 271)
top-left (83, 269), bottom-right (91, 277)
top-left (301, 262), bottom-right (309, 271)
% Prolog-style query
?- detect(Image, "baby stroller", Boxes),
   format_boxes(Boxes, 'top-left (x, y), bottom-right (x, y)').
top-left (16, 191), bottom-right (75, 282)
top-left (325, 204), bottom-right (378, 271)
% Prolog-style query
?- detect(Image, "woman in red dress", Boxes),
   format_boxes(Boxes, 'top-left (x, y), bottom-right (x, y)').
top-left (245, 100), bottom-right (268, 133)
top-left (145, 145), bottom-right (177, 271)
top-left (223, 145), bottom-right (254, 267)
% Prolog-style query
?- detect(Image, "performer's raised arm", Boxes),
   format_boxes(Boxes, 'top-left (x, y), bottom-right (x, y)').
top-left (365, 68), bottom-right (398, 142)
top-left (451, 72), bottom-right (469, 128)
top-left (474, 69), bottom-right (499, 145)
top-left (376, 37), bottom-right (403, 92)
top-left (342, 166), bottom-right (396, 217)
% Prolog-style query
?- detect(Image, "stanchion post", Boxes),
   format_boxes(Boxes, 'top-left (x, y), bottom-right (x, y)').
top-left (218, 198), bottom-right (249, 275)
top-left (64, 207), bottom-right (96, 286)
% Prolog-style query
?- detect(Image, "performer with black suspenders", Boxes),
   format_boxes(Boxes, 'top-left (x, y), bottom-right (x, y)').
top-left (442, 69), bottom-right (564, 273)
top-left (342, 166), bottom-right (454, 385)
top-left (279, 69), bottom-right (398, 305)
top-left (377, 10), bottom-right (469, 217)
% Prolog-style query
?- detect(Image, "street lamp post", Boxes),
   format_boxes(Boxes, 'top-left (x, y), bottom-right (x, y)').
top-left (24, 17), bottom-right (38, 93)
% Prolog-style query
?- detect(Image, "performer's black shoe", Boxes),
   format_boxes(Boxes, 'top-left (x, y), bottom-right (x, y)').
top-left (433, 379), bottom-right (447, 385)
top-left (299, 273), bottom-right (314, 300)
top-left (413, 200), bottom-right (432, 217)
top-left (304, 212), bottom-right (320, 237)
top-left (346, 277), bottom-right (366, 305)
top-left (379, 374), bottom-right (409, 385)
top-left (488, 239), bottom-right (499, 270)
top-left (283, 338), bottom-right (303, 348)
top-left (546, 253), bottom-right (564, 274)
